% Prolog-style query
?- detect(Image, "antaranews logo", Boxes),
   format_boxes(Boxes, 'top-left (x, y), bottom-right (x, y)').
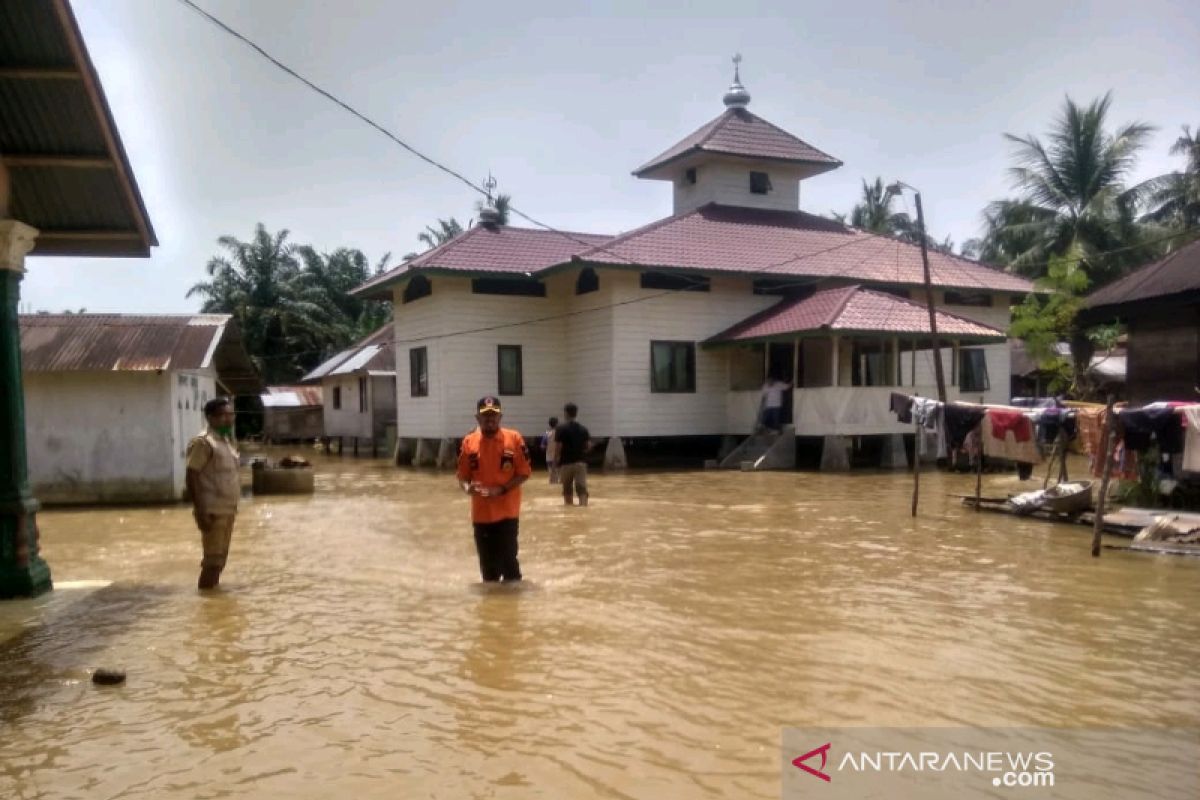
top-left (790, 741), bottom-right (1055, 790)
top-left (792, 743), bottom-right (832, 782)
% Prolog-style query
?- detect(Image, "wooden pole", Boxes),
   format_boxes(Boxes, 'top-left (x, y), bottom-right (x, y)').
top-left (913, 192), bottom-right (947, 405)
top-left (974, 425), bottom-right (983, 511)
top-left (911, 415), bottom-right (920, 517)
top-left (1091, 397), bottom-right (1116, 558)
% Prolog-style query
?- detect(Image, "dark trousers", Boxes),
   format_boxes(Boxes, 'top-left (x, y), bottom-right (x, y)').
top-left (762, 405), bottom-right (783, 431)
top-left (473, 518), bottom-right (522, 582)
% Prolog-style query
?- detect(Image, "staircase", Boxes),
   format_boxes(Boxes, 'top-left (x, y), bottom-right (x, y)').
top-left (719, 425), bottom-right (796, 470)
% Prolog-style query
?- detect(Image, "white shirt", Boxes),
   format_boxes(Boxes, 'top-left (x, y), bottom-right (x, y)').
top-left (762, 380), bottom-right (789, 409)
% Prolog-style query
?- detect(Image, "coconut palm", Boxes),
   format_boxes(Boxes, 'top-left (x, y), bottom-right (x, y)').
top-left (846, 178), bottom-right (914, 236)
top-left (996, 92), bottom-right (1156, 283)
top-left (1137, 125), bottom-right (1200, 233)
top-left (417, 217), bottom-right (464, 250)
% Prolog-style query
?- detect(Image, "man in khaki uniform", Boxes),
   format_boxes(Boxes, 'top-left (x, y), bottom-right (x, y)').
top-left (186, 397), bottom-right (241, 590)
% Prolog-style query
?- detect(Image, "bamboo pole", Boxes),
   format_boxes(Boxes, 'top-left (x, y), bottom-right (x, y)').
top-left (1091, 397), bottom-right (1116, 558)
top-left (911, 415), bottom-right (920, 517)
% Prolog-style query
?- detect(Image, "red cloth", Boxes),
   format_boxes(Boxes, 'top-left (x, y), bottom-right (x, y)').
top-left (987, 409), bottom-right (1032, 442)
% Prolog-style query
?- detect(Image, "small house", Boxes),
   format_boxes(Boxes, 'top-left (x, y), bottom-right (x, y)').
top-left (302, 324), bottom-right (397, 456)
top-left (260, 386), bottom-right (324, 443)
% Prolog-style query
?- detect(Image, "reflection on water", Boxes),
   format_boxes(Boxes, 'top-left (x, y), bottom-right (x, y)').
top-left (1, 452), bottom-right (1199, 798)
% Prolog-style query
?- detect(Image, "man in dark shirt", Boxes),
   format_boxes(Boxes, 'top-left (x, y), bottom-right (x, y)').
top-left (554, 402), bottom-right (592, 506)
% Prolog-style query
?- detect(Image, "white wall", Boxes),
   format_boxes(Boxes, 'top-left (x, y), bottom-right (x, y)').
top-left (392, 275), bottom-right (571, 440)
top-left (322, 374), bottom-right (396, 440)
top-left (170, 370), bottom-right (217, 497)
top-left (609, 271), bottom-right (776, 437)
top-left (25, 371), bottom-right (183, 504)
top-left (672, 159), bottom-right (804, 214)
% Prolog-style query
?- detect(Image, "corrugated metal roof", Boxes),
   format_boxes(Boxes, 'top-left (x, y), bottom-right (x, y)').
top-left (19, 313), bottom-right (262, 393)
top-left (301, 324), bottom-right (395, 382)
top-left (0, 0), bottom-right (156, 257)
top-left (261, 385), bottom-right (323, 408)
top-left (706, 285), bottom-right (1006, 344)
top-left (1084, 239), bottom-right (1200, 312)
top-left (635, 108), bottom-right (841, 177)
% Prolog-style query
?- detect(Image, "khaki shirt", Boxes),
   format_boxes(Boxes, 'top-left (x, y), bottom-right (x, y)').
top-left (187, 428), bottom-right (241, 514)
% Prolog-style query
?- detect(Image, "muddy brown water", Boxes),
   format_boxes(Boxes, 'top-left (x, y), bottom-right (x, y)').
top-left (2, 452), bottom-right (1198, 798)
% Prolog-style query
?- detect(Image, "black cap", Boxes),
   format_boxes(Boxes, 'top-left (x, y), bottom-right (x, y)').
top-left (477, 395), bottom-right (502, 414)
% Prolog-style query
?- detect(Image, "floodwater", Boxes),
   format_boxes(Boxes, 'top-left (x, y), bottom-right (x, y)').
top-left (2, 452), bottom-right (1199, 799)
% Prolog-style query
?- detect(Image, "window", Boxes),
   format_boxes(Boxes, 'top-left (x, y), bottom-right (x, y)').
top-left (332, 386), bottom-right (342, 409)
top-left (959, 348), bottom-right (990, 392)
top-left (575, 267), bottom-right (599, 295)
top-left (403, 275), bottom-right (432, 304)
top-left (944, 291), bottom-right (992, 307)
top-left (753, 279), bottom-right (814, 297)
top-left (497, 345), bottom-right (523, 395)
top-left (848, 338), bottom-right (895, 387)
top-left (471, 278), bottom-right (546, 297)
top-left (749, 171), bottom-right (772, 195)
top-left (729, 343), bottom-right (765, 390)
top-left (640, 271), bottom-right (710, 292)
top-left (651, 341), bottom-right (696, 393)
top-left (685, 167), bottom-right (697, 185)
top-left (358, 376), bottom-right (368, 412)
top-left (409, 347), bottom-right (428, 397)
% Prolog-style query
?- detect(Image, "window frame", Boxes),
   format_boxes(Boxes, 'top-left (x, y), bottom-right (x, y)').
top-left (575, 267), bottom-right (599, 295)
top-left (650, 340), bottom-right (696, 393)
top-left (409, 346), bottom-right (429, 397)
top-left (958, 347), bottom-right (991, 392)
top-left (358, 376), bottom-right (368, 412)
top-left (402, 275), bottom-right (432, 304)
top-left (749, 171), bottom-right (773, 195)
top-left (639, 271), bottom-right (710, 292)
top-left (332, 385), bottom-right (342, 410)
top-left (471, 277), bottom-right (546, 297)
top-left (497, 345), bottom-right (524, 396)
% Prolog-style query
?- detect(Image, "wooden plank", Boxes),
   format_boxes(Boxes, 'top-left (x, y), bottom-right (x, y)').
top-left (1105, 543), bottom-right (1200, 558)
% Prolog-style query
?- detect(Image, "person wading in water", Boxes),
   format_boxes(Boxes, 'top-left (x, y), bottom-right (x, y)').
top-left (455, 396), bottom-right (532, 582)
top-left (186, 397), bottom-right (241, 590)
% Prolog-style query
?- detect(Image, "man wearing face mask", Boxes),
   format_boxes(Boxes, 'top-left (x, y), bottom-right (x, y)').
top-left (456, 396), bottom-right (531, 582)
top-left (185, 397), bottom-right (241, 590)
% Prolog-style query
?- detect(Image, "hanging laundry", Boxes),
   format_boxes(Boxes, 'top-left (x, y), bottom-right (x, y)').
top-left (943, 403), bottom-right (987, 450)
top-left (1117, 407), bottom-right (1184, 454)
top-left (889, 392), bottom-right (913, 424)
top-left (981, 408), bottom-right (1041, 464)
top-left (1183, 407), bottom-right (1200, 473)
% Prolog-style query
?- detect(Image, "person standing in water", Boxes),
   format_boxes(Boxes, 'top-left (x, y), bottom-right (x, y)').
top-left (186, 397), bottom-right (241, 590)
top-left (554, 402), bottom-right (592, 506)
top-left (541, 416), bottom-right (560, 484)
top-left (456, 396), bottom-right (531, 582)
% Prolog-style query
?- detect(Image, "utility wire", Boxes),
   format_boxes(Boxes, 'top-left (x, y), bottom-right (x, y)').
top-left (173, 0), bottom-right (1195, 365)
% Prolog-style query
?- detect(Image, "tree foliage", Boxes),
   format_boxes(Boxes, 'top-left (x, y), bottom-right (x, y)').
top-left (187, 223), bottom-right (392, 384)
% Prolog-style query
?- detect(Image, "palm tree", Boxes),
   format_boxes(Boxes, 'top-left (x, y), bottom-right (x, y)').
top-left (298, 247), bottom-right (394, 346)
top-left (961, 200), bottom-right (1056, 263)
top-left (1137, 125), bottom-right (1200, 234)
top-left (188, 224), bottom-right (336, 383)
top-left (416, 217), bottom-right (464, 251)
top-left (847, 178), bottom-right (914, 236)
top-left (996, 92), bottom-right (1156, 283)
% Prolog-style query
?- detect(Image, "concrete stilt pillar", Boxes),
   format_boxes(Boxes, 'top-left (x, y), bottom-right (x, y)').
top-left (413, 438), bottom-right (435, 467)
top-left (435, 438), bottom-right (457, 469)
top-left (603, 437), bottom-right (627, 470)
top-left (393, 437), bottom-right (415, 466)
top-left (880, 434), bottom-right (909, 469)
top-left (819, 435), bottom-right (851, 471)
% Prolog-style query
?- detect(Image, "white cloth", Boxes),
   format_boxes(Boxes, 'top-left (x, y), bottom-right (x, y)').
top-left (761, 380), bottom-right (789, 409)
top-left (1183, 407), bottom-right (1200, 473)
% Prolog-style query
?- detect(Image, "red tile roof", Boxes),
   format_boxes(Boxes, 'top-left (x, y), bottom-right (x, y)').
top-left (707, 285), bottom-right (1007, 343)
top-left (353, 224), bottom-right (611, 298)
top-left (1084, 239), bottom-right (1200, 311)
top-left (634, 108), bottom-right (841, 177)
top-left (580, 204), bottom-right (1034, 293)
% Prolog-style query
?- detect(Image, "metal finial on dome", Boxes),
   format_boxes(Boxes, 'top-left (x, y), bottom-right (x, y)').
top-left (479, 173), bottom-right (502, 228)
top-left (723, 53), bottom-right (751, 109)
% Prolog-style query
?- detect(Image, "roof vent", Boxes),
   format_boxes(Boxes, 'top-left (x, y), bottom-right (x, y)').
top-left (479, 173), bottom-right (502, 229)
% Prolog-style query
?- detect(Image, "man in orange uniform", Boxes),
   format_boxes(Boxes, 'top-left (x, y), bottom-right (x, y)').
top-left (456, 396), bottom-right (532, 582)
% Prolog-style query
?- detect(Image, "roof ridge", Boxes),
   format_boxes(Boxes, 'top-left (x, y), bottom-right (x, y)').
top-left (826, 284), bottom-right (862, 326)
top-left (855, 285), bottom-right (997, 328)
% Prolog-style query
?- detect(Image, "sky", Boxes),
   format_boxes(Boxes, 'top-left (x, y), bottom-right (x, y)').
top-left (19, 0), bottom-right (1200, 314)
